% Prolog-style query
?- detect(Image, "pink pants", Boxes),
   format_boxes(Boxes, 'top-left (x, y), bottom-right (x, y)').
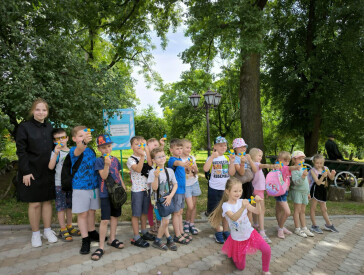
top-left (235, 240), bottom-right (271, 272)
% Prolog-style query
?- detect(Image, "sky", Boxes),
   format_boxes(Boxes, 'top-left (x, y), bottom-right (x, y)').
top-left (132, 27), bottom-right (192, 117)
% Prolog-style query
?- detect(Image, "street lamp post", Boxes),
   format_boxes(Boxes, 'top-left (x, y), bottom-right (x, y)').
top-left (189, 90), bottom-right (222, 156)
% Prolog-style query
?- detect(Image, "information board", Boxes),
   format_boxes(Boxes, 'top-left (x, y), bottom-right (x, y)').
top-left (103, 109), bottom-right (135, 150)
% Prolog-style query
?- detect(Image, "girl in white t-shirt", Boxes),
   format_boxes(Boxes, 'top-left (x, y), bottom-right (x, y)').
top-left (249, 148), bottom-right (280, 244)
top-left (209, 178), bottom-right (271, 274)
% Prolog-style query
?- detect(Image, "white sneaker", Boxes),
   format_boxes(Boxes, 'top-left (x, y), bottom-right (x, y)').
top-left (43, 230), bottom-right (58, 243)
top-left (31, 234), bottom-right (42, 247)
top-left (302, 228), bottom-right (314, 237)
top-left (294, 228), bottom-right (307, 238)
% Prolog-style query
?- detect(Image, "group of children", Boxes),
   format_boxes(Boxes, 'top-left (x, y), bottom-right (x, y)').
top-left (48, 127), bottom-right (202, 261)
top-left (206, 136), bottom-right (339, 274)
top-left (46, 127), bottom-right (338, 273)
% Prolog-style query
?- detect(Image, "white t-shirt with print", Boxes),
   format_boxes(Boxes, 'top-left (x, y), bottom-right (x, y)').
top-left (207, 155), bottom-right (230, 190)
top-left (222, 199), bottom-right (254, 241)
top-left (127, 155), bottom-right (149, 192)
top-left (148, 168), bottom-right (177, 205)
top-left (181, 156), bottom-right (198, 187)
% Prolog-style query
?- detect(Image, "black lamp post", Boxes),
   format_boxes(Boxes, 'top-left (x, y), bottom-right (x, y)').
top-left (189, 90), bottom-right (222, 156)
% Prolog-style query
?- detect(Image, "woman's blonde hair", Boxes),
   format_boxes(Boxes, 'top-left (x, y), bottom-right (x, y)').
top-left (29, 98), bottom-right (49, 117)
top-left (249, 148), bottom-right (262, 160)
top-left (209, 177), bottom-right (242, 228)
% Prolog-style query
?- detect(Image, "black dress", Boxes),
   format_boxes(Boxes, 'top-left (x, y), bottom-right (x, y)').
top-left (16, 118), bottom-right (55, 202)
top-left (310, 174), bottom-right (327, 202)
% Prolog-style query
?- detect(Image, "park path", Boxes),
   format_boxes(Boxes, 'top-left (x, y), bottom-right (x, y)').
top-left (0, 216), bottom-right (364, 275)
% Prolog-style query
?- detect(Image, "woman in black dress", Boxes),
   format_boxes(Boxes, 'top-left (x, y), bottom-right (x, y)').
top-left (16, 98), bottom-right (58, 247)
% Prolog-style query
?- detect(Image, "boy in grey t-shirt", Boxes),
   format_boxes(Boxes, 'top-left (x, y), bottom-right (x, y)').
top-left (148, 147), bottom-right (178, 251)
top-left (48, 128), bottom-right (80, 242)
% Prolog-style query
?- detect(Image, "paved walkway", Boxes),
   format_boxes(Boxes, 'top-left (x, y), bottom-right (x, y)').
top-left (0, 216), bottom-right (364, 275)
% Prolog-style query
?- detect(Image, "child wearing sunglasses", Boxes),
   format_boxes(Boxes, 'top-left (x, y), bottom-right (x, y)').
top-left (49, 128), bottom-right (80, 242)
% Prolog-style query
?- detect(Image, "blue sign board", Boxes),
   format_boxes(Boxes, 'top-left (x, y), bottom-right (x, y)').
top-left (103, 109), bottom-right (135, 150)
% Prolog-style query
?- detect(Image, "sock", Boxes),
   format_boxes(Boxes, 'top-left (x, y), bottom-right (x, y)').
top-left (141, 229), bottom-right (148, 235)
top-left (278, 227), bottom-right (283, 231)
top-left (296, 227), bottom-right (301, 230)
top-left (190, 222), bottom-right (194, 226)
top-left (32, 230), bottom-right (41, 237)
top-left (259, 230), bottom-right (266, 236)
top-left (134, 235), bottom-right (141, 241)
top-left (185, 221), bottom-right (190, 225)
top-left (66, 224), bottom-right (73, 228)
top-left (302, 227), bottom-right (307, 230)
top-left (155, 237), bottom-right (161, 242)
top-left (44, 227), bottom-right (51, 234)
top-left (60, 227), bottom-right (67, 231)
top-left (166, 236), bottom-right (173, 243)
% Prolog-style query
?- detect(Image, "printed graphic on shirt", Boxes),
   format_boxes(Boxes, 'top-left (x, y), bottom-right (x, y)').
top-left (70, 147), bottom-right (97, 190)
top-left (212, 160), bottom-right (229, 179)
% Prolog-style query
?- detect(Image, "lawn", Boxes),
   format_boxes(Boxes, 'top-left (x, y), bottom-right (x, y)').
top-left (0, 148), bottom-right (363, 225)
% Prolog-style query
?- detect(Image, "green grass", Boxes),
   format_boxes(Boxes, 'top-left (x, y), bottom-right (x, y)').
top-left (0, 148), bottom-right (363, 225)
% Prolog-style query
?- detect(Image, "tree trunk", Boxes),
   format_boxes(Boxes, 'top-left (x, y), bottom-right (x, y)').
top-left (239, 53), bottom-right (264, 152)
top-left (304, 112), bottom-right (321, 156)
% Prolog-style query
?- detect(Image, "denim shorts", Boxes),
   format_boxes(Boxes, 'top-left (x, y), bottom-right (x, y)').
top-left (55, 186), bottom-right (72, 212)
top-left (275, 190), bottom-right (289, 202)
top-left (185, 181), bottom-right (202, 198)
top-left (131, 190), bottom-right (150, 217)
top-left (100, 197), bottom-right (121, 220)
top-left (173, 193), bottom-right (185, 212)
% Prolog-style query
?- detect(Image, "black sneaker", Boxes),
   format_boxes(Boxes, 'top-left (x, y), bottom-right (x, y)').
top-left (131, 237), bottom-right (150, 248)
top-left (88, 230), bottom-right (108, 242)
top-left (141, 231), bottom-right (155, 241)
top-left (80, 237), bottom-right (90, 254)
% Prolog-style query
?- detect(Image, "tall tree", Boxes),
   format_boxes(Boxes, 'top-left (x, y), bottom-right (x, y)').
top-left (263, 0), bottom-right (364, 155)
top-left (182, 0), bottom-right (268, 151)
top-left (1, 0), bottom-right (182, 137)
top-left (158, 69), bottom-right (241, 149)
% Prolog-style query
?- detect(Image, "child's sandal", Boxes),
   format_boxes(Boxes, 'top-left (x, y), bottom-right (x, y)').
top-left (183, 232), bottom-right (192, 241)
top-left (189, 225), bottom-right (198, 235)
top-left (173, 235), bottom-right (190, 245)
top-left (67, 225), bottom-right (81, 236)
top-left (59, 229), bottom-right (73, 242)
top-left (107, 239), bottom-right (124, 249)
top-left (91, 248), bottom-right (104, 261)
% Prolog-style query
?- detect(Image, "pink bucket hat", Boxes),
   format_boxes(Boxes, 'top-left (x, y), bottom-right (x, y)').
top-left (232, 138), bottom-right (248, 149)
top-left (292, 151), bottom-right (306, 158)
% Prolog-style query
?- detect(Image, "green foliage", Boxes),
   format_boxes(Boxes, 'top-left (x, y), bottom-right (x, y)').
top-left (134, 106), bottom-right (167, 140)
top-left (0, 0), bottom-right (182, 139)
top-left (158, 69), bottom-right (242, 149)
top-left (182, 0), bottom-right (267, 69)
top-left (262, 0), bottom-right (364, 150)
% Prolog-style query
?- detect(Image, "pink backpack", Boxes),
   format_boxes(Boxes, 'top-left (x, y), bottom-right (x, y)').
top-left (265, 170), bottom-right (289, 197)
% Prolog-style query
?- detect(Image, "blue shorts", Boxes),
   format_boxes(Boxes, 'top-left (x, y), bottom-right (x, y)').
top-left (173, 193), bottom-right (185, 212)
top-left (207, 186), bottom-right (224, 214)
top-left (100, 197), bottom-right (121, 220)
top-left (55, 186), bottom-right (72, 212)
top-left (131, 191), bottom-right (150, 217)
top-left (275, 190), bottom-right (289, 202)
top-left (185, 181), bottom-right (202, 198)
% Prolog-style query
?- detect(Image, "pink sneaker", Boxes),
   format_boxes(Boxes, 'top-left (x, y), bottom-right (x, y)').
top-left (283, 227), bottom-right (292, 235)
top-left (277, 229), bottom-right (285, 239)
